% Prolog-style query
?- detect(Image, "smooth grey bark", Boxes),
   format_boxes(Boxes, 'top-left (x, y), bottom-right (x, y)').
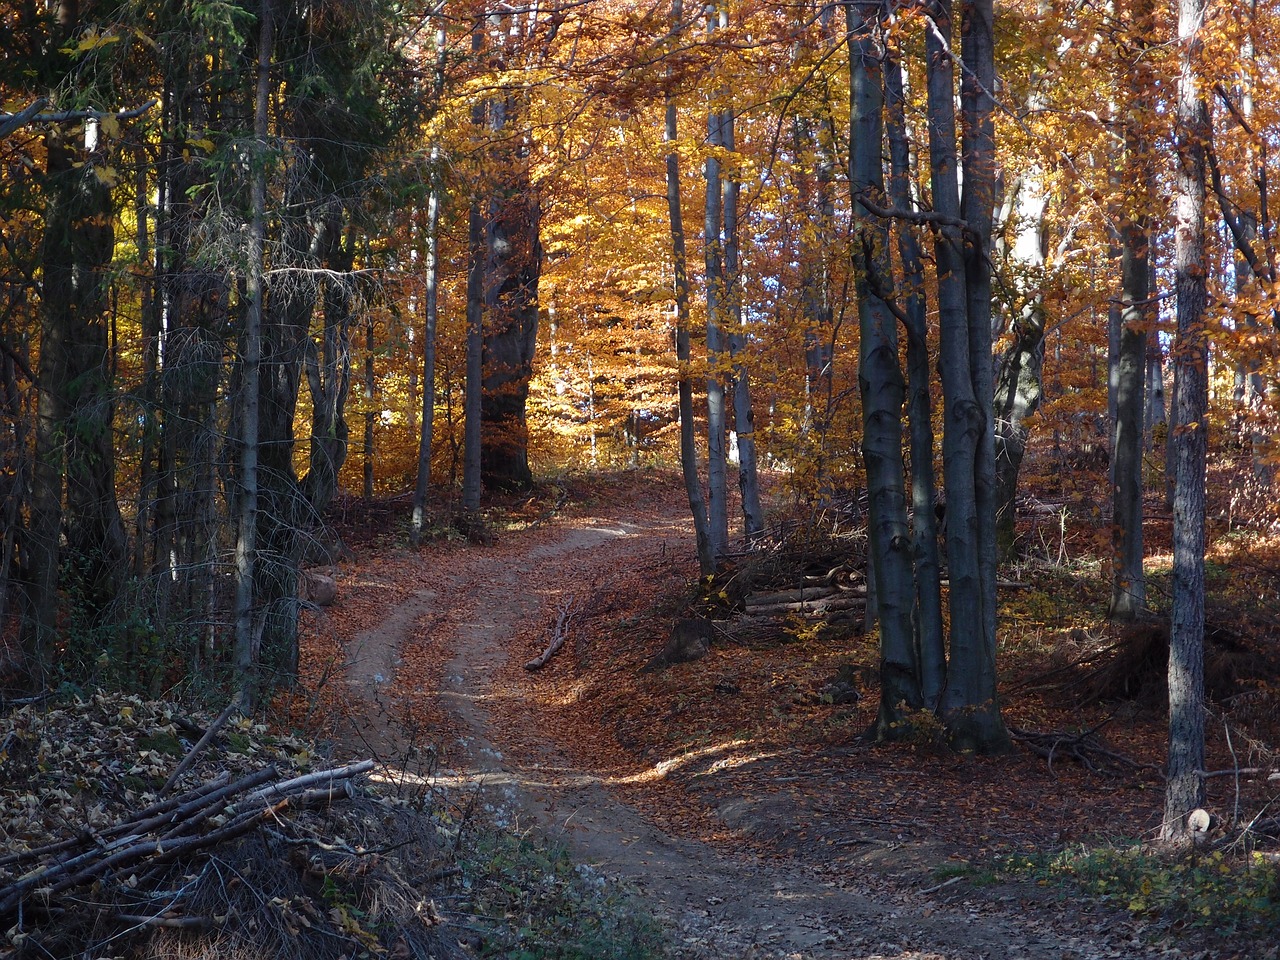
top-left (794, 7), bottom-right (838, 497)
top-left (795, 112), bottom-right (837, 493)
top-left (721, 109), bottom-right (765, 538)
top-left (1109, 4), bottom-right (1153, 620)
top-left (926, 0), bottom-right (1010, 752)
top-left (1164, 0), bottom-right (1210, 841)
top-left (703, 6), bottom-right (730, 559)
top-left (233, 0), bottom-right (271, 704)
top-left (410, 176), bottom-right (442, 545)
top-left (480, 179), bottom-right (541, 492)
top-left (410, 8), bottom-right (447, 543)
top-left (885, 47), bottom-right (945, 708)
top-left (664, 0), bottom-right (714, 577)
top-left (462, 19), bottom-right (485, 514)
top-left (1145, 316), bottom-right (1166, 448)
top-left (1109, 213), bottom-right (1148, 619)
top-left (480, 19), bottom-right (540, 493)
top-left (993, 175), bottom-right (1047, 561)
top-left (463, 194), bottom-right (484, 514)
top-left (848, 0), bottom-right (921, 737)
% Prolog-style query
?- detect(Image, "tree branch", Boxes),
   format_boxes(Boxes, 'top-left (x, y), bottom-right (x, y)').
top-left (852, 189), bottom-right (971, 234)
top-left (0, 98), bottom-right (158, 138)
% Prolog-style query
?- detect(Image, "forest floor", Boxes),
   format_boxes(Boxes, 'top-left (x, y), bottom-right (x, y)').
top-left (297, 469), bottom-right (1279, 960)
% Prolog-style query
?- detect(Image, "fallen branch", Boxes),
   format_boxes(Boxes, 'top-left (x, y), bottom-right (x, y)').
top-left (1010, 723), bottom-right (1156, 777)
top-left (525, 597), bottom-right (575, 671)
top-left (238, 760), bottom-right (375, 807)
top-left (919, 875), bottom-right (965, 895)
top-left (159, 701), bottom-right (241, 797)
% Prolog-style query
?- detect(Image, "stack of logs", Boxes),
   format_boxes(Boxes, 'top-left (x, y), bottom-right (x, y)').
top-left (743, 583), bottom-right (866, 619)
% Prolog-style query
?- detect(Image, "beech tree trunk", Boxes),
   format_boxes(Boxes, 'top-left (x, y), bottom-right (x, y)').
top-left (848, 0), bottom-right (921, 737)
top-left (928, 0), bottom-right (1010, 753)
top-left (463, 197), bottom-right (484, 513)
top-left (664, 0), bottom-right (714, 577)
top-left (462, 19), bottom-right (485, 514)
top-left (411, 178), bottom-right (441, 544)
top-left (1109, 212), bottom-right (1148, 620)
top-left (993, 175), bottom-right (1047, 561)
top-left (480, 20), bottom-right (540, 493)
top-left (885, 46), bottom-right (945, 707)
top-left (703, 7), bottom-right (730, 560)
top-left (1164, 0), bottom-right (1210, 842)
top-left (1109, 2), bottom-right (1153, 620)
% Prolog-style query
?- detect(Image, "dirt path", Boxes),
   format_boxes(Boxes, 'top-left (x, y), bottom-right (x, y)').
top-left (341, 503), bottom-right (1168, 960)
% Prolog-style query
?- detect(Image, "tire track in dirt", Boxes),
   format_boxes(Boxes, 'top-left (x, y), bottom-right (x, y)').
top-left (349, 508), bottom-right (1162, 960)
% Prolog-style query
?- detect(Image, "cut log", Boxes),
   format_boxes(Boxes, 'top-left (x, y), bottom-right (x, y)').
top-left (746, 585), bottom-right (841, 606)
top-left (745, 596), bottom-right (866, 616)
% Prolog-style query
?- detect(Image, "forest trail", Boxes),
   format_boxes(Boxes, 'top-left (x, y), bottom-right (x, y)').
top-left (336, 487), bottom-right (1163, 960)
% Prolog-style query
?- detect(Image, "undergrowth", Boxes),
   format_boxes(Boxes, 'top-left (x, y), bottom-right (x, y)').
top-left (459, 830), bottom-right (668, 960)
top-left (1008, 843), bottom-right (1280, 935)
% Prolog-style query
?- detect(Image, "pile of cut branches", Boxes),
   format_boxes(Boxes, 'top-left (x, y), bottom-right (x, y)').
top-left (0, 693), bottom-right (465, 960)
top-left (0, 759), bottom-right (373, 919)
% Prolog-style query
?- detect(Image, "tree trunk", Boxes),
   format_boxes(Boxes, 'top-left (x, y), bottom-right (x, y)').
top-left (720, 108), bottom-right (764, 538)
top-left (1109, 215), bottom-right (1148, 619)
top-left (463, 193), bottom-right (484, 513)
top-left (410, 11), bottom-right (447, 543)
top-left (301, 212), bottom-right (354, 518)
top-left (1109, 2), bottom-right (1153, 620)
top-left (849, 0), bottom-right (921, 738)
top-left (38, 121), bottom-right (129, 642)
top-left (410, 161), bottom-right (442, 546)
top-left (234, 0), bottom-right (271, 704)
top-left (362, 300), bottom-right (375, 503)
top-left (462, 17), bottom-right (485, 514)
top-left (703, 7), bottom-right (730, 560)
top-left (993, 175), bottom-right (1047, 561)
top-left (664, 0), bottom-right (714, 577)
top-left (1164, 0), bottom-right (1210, 842)
top-left (927, 0), bottom-right (1010, 752)
top-left (885, 44), bottom-right (945, 708)
top-left (480, 21), bottom-right (540, 493)
top-left (795, 112), bottom-right (836, 497)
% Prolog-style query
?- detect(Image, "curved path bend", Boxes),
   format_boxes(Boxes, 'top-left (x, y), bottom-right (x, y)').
top-left (343, 505), bottom-right (1159, 960)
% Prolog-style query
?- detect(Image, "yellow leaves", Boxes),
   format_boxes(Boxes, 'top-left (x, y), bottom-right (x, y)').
top-left (93, 165), bottom-right (119, 188)
top-left (61, 29), bottom-right (122, 55)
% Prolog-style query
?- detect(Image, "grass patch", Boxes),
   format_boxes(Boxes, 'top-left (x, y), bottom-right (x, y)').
top-left (1009, 843), bottom-right (1280, 935)
top-left (460, 829), bottom-right (668, 960)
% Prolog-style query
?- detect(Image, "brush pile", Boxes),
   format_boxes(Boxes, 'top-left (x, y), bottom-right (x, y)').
top-left (0, 693), bottom-right (464, 960)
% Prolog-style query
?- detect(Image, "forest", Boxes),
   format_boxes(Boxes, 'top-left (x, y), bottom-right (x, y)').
top-left (1, 0), bottom-right (1279, 955)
